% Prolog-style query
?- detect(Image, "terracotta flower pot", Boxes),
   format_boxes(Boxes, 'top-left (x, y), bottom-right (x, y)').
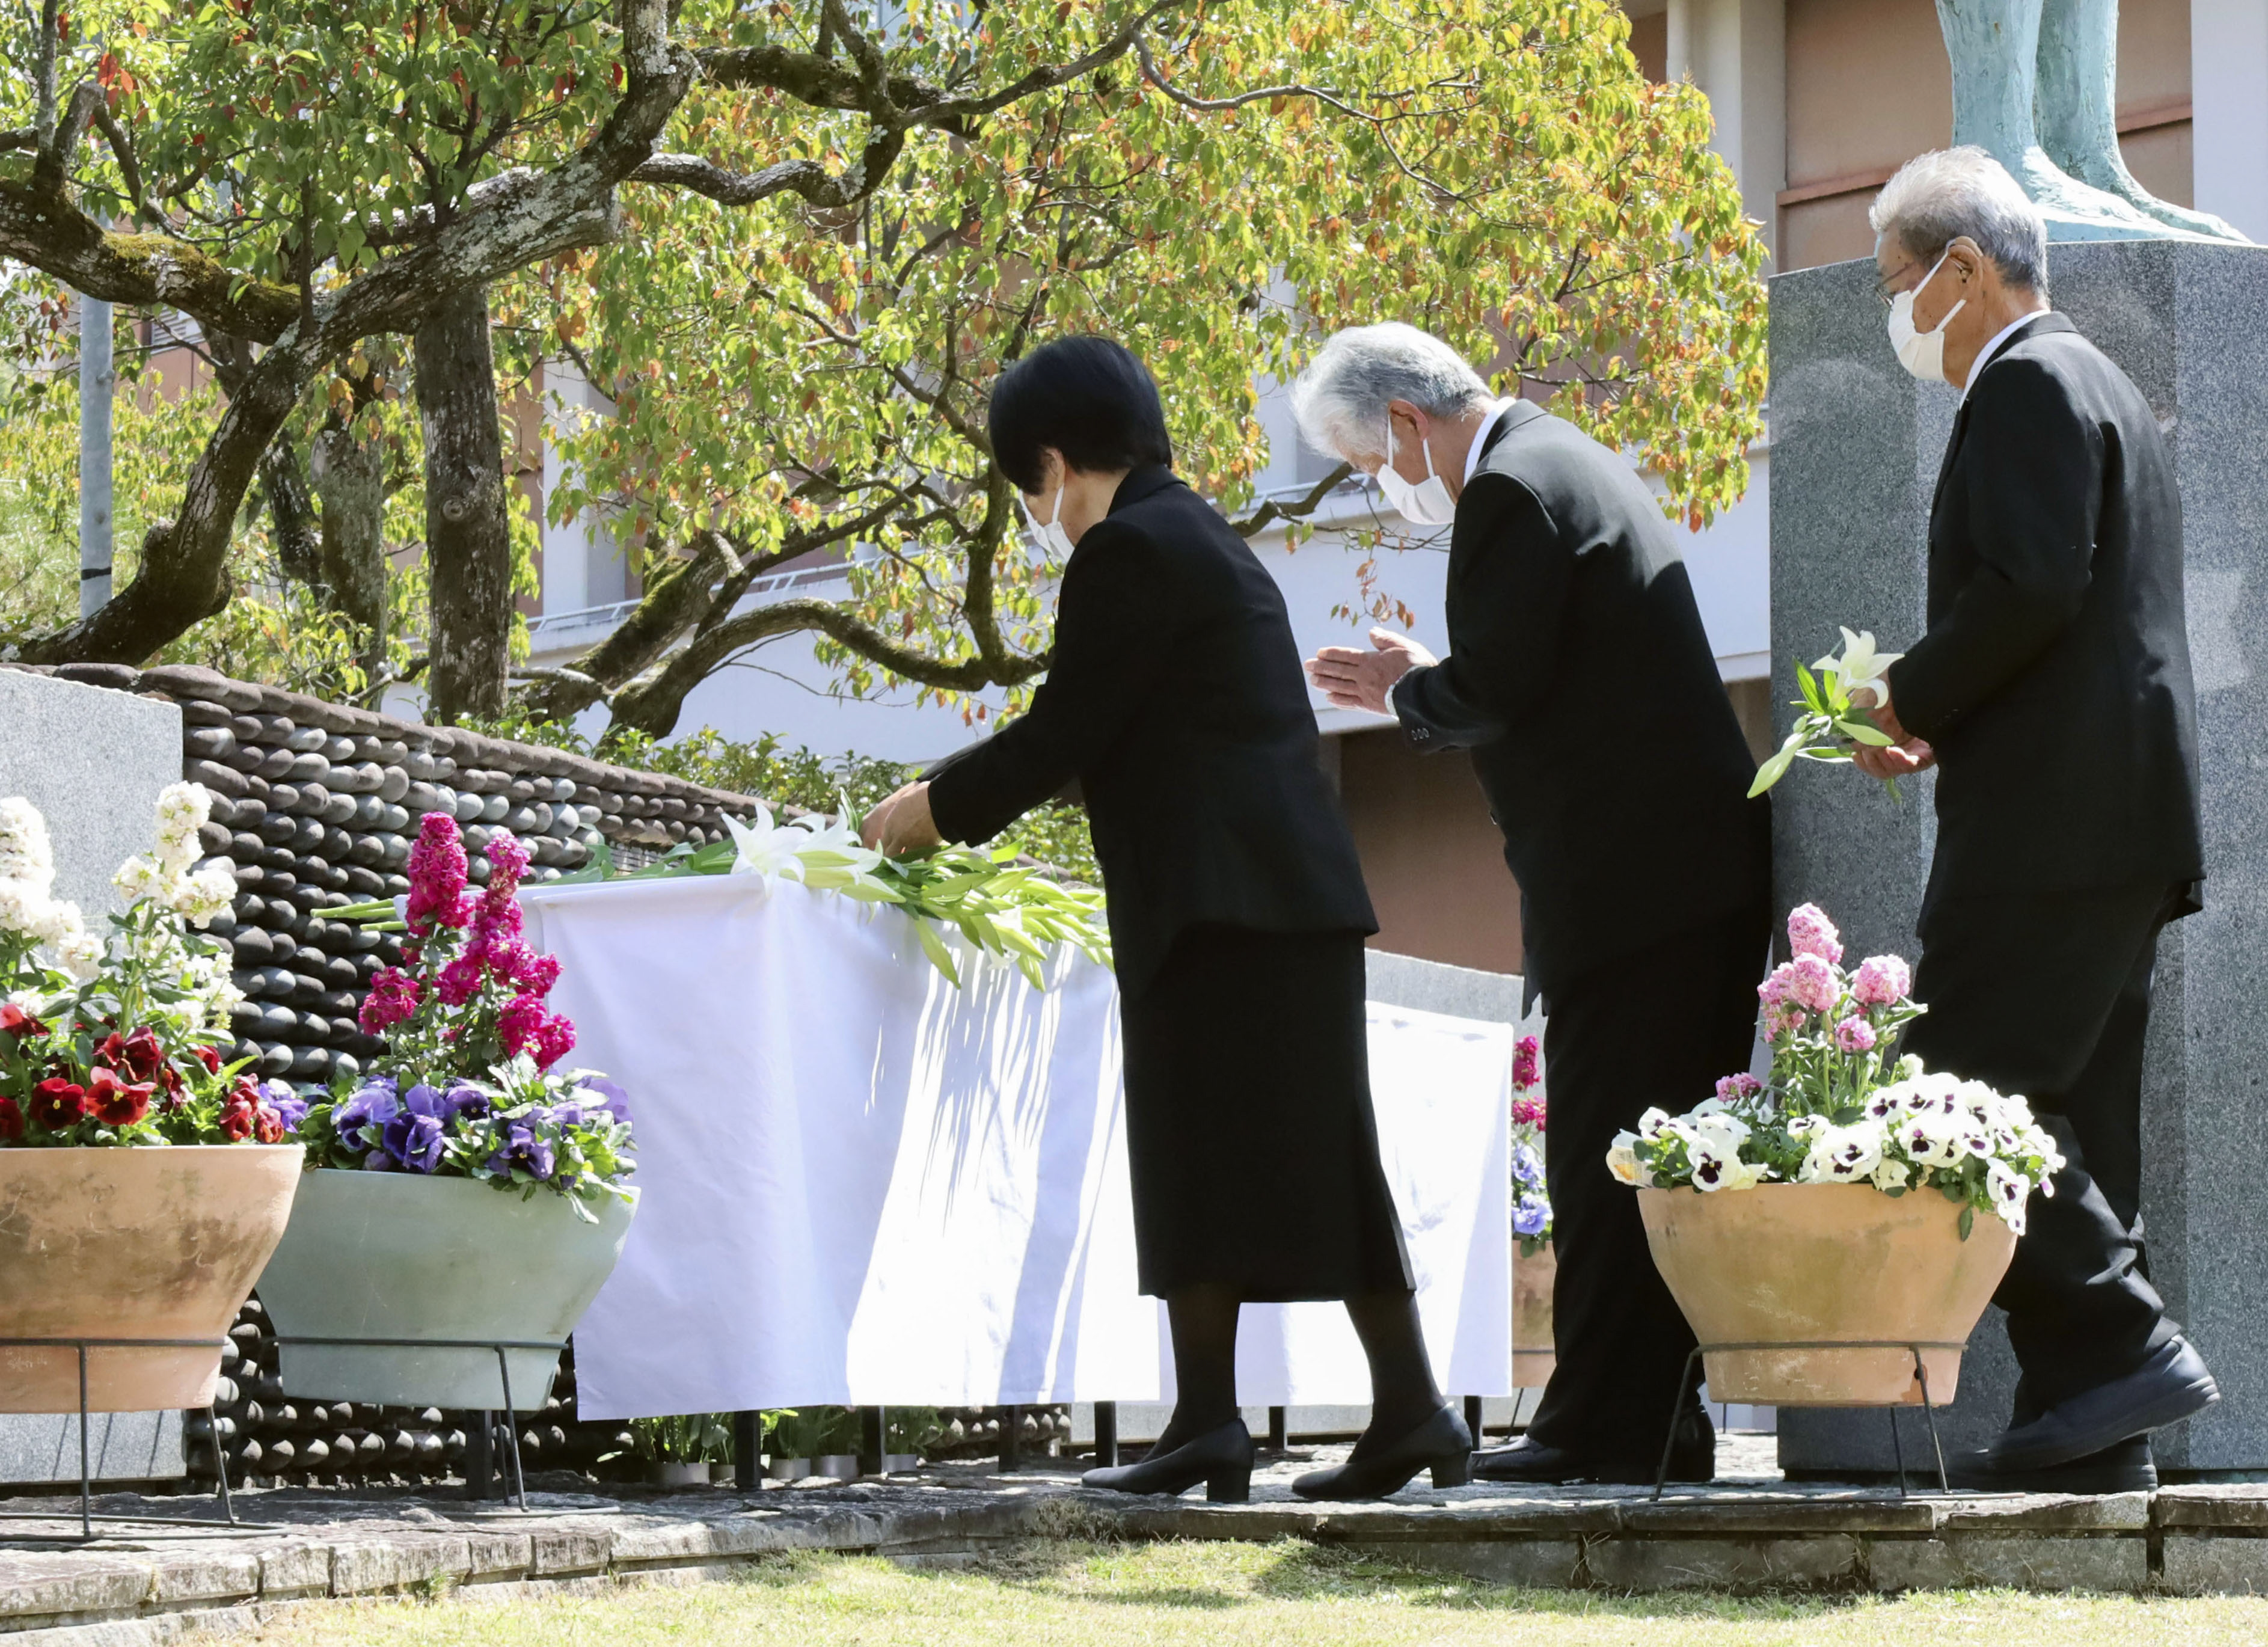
top-left (256, 1168), bottom-right (637, 1410)
top-left (0, 1146), bottom-right (303, 1413)
top-left (1512, 1245), bottom-right (1557, 1388)
top-left (1637, 1181), bottom-right (2016, 1406)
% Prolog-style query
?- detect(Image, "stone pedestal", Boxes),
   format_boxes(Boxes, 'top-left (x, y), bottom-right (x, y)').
top-left (0, 667), bottom-right (188, 1484)
top-left (1768, 240), bottom-right (2268, 1477)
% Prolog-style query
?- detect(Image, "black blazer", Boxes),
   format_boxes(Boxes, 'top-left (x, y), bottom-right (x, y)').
top-left (1885, 313), bottom-right (2203, 911)
top-left (925, 464), bottom-right (1376, 995)
top-left (1392, 404), bottom-right (1770, 996)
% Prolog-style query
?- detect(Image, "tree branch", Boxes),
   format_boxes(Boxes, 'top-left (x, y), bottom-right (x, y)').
top-left (1227, 462), bottom-right (1354, 538)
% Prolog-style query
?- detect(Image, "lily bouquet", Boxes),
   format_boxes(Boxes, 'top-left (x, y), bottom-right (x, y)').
top-left (305, 813), bottom-right (633, 1213)
top-left (0, 785), bottom-right (302, 1147)
top-left (1510, 1034), bottom-right (1550, 1257)
top-left (1606, 903), bottom-right (2064, 1239)
top-left (567, 799), bottom-right (1112, 992)
top-left (1749, 629), bottom-right (1905, 798)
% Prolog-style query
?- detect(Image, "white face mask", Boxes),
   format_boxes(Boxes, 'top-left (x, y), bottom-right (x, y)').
top-left (1376, 419), bottom-right (1458, 526)
top-left (1020, 481), bottom-right (1076, 560)
top-left (1886, 250), bottom-right (1967, 383)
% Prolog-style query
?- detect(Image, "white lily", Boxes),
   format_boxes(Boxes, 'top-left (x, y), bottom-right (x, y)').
top-left (722, 804), bottom-right (809, 895)
top-left (1814, 626), bottom-right (1904, 705)
top-left (791, 811), bottom-right (886, 877)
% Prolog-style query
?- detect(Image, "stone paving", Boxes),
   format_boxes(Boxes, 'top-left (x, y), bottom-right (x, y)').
top-left (7, 1437), bottom-right (2268, 1642)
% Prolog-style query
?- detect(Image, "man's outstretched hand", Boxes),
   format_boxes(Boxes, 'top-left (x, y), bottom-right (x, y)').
top-left (860, 780), bottom-right (944, 854)
top-left (1305, 628), bottom-right (1439, 715)
top-left (1850, 687), bottom-right (1937, 781)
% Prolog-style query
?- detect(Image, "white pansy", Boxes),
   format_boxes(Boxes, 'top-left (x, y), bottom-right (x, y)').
top-left (1869, 1155), bottom-right (1914, 1194)
top-left (1799, 1121), bottom-right (1887, 1184)
top-left (1898, 1108), bottom-right (1966, 1170)
top-left (0, 797), bottom-right (56, 894)
top-left (1986, 1161), bottom-right (2032, 1233)
top-left (722, 804), bottom-right (809, 894)
top-left (1815, 626), bottom-right (1905, 705)
top-left (1605, 1132), bottom-right (1651, 1186)
top-left (1635, 1106), bottom-right (1674, 1141)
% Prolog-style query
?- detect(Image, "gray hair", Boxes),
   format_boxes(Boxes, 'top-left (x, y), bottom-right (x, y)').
top-left (1289, 322), bottom-right (1494, 461)
top-left (1870, 146), bottom-right (2049, 296)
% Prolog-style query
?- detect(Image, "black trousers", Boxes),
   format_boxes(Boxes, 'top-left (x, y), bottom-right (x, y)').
top-left (1525, 904), bottom-right (1769, 1459)
top-left (1903, 883), bottom-right (2183, 1412)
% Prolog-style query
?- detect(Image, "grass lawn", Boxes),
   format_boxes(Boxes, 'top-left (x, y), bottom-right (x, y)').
top-left (232, 1538), bottom-right (2268, 1646)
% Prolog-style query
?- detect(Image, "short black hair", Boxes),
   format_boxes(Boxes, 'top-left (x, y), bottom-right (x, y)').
top-left (987, 335), bottom-right (1174, 492)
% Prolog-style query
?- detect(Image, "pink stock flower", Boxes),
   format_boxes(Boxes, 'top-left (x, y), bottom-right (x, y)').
top-left (1762, 1004), bottom-right (1803, 1041)
top-left (1770, 954), bottom-right (1839, 1017)
top-left (1512, 1035), bottom-right (1540, 1093)
top-left (1851, 955), bottom-right (1913, 1008)
top-left (435, 955), bottom-right (485, 1007)
top-left (1786, 903), bottom-right (1844, 965)
top-left (404, 814), bottom-right (470, 932)
top-left (472, 895), bottom-right (524, 950)
top-left (358, 967), bottom-right (424, 1032)
top-left (1511, 1096), bottom-right (1546, 1129)
top-left (1834, 1016), bottom-right (1878, 1054)
top-left (1715, 1073), bottom-right (1764, 1104)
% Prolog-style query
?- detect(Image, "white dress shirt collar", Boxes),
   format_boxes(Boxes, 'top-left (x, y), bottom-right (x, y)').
top-left (1461, 398), bottom-right (1519, 488)
top-left (1962, 309), bottom-right (2052, 402)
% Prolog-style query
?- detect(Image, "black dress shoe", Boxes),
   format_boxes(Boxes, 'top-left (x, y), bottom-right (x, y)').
top-left (1292, 1404), bottom-right (1473, 1500)
top-left (1470, 1432), bottom-right (1714, 1486)
top-left (1946, 1435), bottom-right (2156, 1494)
top-left (1988, 1336), bottom-right (2217, 1473)
top-left (1083, 1419), bottom-right (1254, 1503)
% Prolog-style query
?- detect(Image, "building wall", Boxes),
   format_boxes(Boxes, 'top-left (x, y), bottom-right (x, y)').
top-left (1779, 0), bottom-right (2196, 272)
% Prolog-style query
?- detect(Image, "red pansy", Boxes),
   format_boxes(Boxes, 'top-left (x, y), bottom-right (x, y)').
top-left (0, 1096), bottom-right (22, 1141)
top-left (28, 1078), bottom-right (87, 1130)
top-left (96, 1027), bottom-right (165, 1082)
top-left (0, 1004), bottom-right (47, 1040)
top-left (87, 1067), bottom-right (154, 1127)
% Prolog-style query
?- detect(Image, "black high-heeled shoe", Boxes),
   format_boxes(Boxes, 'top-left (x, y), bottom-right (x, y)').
top-left (1291, 1404), bottom-right (1473, 1501)
top-left (1082, 1418), bottom-right (1255, 1503)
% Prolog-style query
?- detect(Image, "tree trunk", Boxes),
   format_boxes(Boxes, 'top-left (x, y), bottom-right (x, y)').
top-left (310, 416), bottom-right (389, 691)
top-left (415, 285), bottom-right (512, 722)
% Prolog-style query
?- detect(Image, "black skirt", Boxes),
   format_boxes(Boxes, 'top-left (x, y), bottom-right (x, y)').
top-left (1118, 924), bottom-right (1414, 1301)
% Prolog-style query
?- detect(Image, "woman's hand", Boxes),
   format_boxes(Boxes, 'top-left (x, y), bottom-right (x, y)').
top-left (861, 781), bottom-right (944, 854)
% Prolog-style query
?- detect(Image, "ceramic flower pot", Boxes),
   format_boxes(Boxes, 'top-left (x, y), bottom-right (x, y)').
top-left (0, 1146), bottom-right (302, 1412)
top-left (256, 1168), bottom-right (637, 1411)
top-left (646, 1460), bottom-right (714, 1488)
top-left (1511, 1245), bottom-right (1558, 1389)
top-left (1637, 1181), bottom-right (2015, 1406)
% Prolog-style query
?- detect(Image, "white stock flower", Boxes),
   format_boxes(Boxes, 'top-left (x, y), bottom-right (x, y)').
top-left (1815, 626), bottom-right (1904, 704)
top-left (54, 928), bottom-right (102, 982)
top-left (29, 896), bottom-right (84, 949)
top-left (722, 804), bottom-right (809, 894)
top-left (0, 797), bottom-right (56, 895)
top-left (172, 863), bottom-right (238, 928)
top-left (153, 783), bottom-right (210, 875)
top-left (114, 853), bottom-right (179, 907)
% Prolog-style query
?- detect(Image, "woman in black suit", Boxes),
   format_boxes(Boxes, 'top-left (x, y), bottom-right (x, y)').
top-left (862, 336), bottom-right (1470, 1501)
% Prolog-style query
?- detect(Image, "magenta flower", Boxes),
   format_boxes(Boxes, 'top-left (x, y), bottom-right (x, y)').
top-left (1851, 955), bottom-right (1913, 1008)
top-left (532, 1014), bottom-right (576, 1071)
top-left (404, 814), bottom-right (469, 933)
top-left (358, 968), bottom-right (424, 1032)
top-left (1512, 1095), bottom-right (1546, 1129)
top-left (1512, 1035), bottom-right (1540, 1093)
top-left (1786, 903), bottom-right (1844, 965)
top-left (1715, 1072), bottom-right (1763, 1104)
top-left (497, 991), bottom-right (548, 1059)
top-left (1834, 1016), bottom-right (1878, 1054)
top-left (435, 955), bottom-right (485, 1007)
top-left (486, 830), bottom-right (532, 900)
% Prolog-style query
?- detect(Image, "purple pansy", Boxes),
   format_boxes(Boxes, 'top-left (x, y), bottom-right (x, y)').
top-left (487, 1121), bottom-right (556, 1182)
top-left (1513, 1192), bottom-right (1551, 1238)
top-left (382, 1108), bottom-right (447, 1173)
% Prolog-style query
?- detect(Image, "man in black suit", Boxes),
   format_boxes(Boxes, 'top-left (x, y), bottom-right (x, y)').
top-left (1858, 147), bottom-right (2214, 1492)
top-left (1296, 322), bottom-right (1771, 1483)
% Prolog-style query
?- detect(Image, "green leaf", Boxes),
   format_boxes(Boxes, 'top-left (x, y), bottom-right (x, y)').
top-left (1958, 1203), bottom-right (1975, 1242)
top-left (912, 916), bottom-right (962, 988)
top-left (1835, 717), bottom-right (1896, 747)
top-left (1796, 661), bottom-right (1825, 716)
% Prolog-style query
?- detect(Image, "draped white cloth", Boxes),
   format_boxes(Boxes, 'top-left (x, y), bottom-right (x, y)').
top-left (523, 875), bottom-right (1511, 1420)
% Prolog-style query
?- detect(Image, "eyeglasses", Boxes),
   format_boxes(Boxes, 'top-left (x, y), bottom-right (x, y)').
top-left (1873, 257), bottom-right (1921, 309)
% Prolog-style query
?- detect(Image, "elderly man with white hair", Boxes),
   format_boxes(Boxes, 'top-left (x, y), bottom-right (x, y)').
top-left (1293, 324), bottom-right (1771, 1485)
top-left (1856, 147), bottom-right (2214, 1492)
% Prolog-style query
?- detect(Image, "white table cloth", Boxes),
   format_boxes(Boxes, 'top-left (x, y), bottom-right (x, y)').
top-left (523, 874), bottom-right (1511, 1420)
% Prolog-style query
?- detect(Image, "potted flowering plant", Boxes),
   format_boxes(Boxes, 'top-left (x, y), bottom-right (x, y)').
top-left (254, 813), bottom-right (638, 1411)
top-left (1608, 903), bottom-right (2062, 1406)
top-left (1507, 1035), bottom-right (1555, 1388)
top-left (0, 785), bottom-right (303, 1412)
